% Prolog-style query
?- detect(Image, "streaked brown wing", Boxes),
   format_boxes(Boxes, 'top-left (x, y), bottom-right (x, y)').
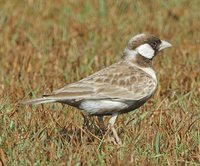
top-left (45, 60), bottom-right (157, 101)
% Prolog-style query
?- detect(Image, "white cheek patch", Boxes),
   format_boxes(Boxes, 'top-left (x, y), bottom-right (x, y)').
top-left (136, 44), bottom-right (155, 59)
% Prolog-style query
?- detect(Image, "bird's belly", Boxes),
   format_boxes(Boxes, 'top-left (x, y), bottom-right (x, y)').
top-left (78, 97), bottom-right (150, 116)
top-left (79, 100), bottom-right (129, 115)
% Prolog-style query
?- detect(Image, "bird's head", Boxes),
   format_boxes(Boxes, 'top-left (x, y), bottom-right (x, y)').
top-left (123, 33), bottom-right (172, 60)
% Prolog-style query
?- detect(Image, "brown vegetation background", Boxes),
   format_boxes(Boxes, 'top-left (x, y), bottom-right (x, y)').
top-left (0, 0), bottom-right (200, 165)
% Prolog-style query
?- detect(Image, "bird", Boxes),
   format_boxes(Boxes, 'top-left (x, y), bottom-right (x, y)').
top-left (22, 33), bottom-right (172, 144)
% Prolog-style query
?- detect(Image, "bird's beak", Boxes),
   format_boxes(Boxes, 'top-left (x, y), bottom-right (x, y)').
top-left (158, 40), bottom-right (172, 51)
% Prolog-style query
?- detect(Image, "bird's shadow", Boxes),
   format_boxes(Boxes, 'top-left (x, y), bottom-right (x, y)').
top-left (59, 116), bottom-right (106, 145)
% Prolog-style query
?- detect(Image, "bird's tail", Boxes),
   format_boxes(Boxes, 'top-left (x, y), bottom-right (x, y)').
top-left (20, 97), bottom-right (56, 105)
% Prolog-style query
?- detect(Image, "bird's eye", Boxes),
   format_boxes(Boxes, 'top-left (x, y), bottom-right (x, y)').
top-left (153, 42), bottom-right (157, 46)
top-left (151, 41), bottom-right (158, 49)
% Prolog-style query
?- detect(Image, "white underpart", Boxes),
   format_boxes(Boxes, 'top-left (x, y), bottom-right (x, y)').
top-left (80, 100), bottom-right (128, 114)
top-left (136, 43), bottom-right (155, 59)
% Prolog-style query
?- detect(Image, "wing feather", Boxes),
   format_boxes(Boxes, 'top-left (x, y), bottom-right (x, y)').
top-left (44, 60), bottom-right (157, 101)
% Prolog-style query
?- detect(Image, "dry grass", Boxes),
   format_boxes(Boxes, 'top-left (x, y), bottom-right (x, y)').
top-left (0, 0), bottom-right (200, 165)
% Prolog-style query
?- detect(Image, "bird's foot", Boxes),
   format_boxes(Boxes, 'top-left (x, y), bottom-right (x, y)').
top-left (100, 124), bottom-right (122, 145)
top-left (109, 124), bottom-right (122, 145)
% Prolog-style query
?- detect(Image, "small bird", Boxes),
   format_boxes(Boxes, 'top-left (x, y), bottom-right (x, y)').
top-left (22, 33), bottom-right (172, 144)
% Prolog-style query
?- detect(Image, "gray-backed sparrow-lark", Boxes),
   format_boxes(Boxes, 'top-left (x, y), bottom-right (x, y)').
top-left (22, 33), bottom-right (172, 144)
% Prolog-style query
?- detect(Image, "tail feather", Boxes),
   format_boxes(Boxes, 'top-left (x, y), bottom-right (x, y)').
top-left (20, 97), bottom-right (56, 105)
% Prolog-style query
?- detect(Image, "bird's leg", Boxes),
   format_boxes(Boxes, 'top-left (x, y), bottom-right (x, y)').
top-left (82, 113), bottom-right (99, 136)
top-left (82, 113), bottom-right (90, 127)
top-left (97, 116), bottom-right (107, 133)
top-left (108, 113), bottom-right (122, 145)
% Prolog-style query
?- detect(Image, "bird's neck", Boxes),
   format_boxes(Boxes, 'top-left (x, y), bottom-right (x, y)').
top-left (122, 48), bottom-right (153, 68)
top-left (133, 54), bottom-right (153, 68)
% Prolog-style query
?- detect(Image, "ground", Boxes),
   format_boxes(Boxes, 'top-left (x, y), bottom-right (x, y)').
top-left (0, 0), bottom-right (200, 165)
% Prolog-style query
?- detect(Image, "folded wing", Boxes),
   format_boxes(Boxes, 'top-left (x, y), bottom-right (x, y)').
top-left (43, 60), bottom-right (157, 102)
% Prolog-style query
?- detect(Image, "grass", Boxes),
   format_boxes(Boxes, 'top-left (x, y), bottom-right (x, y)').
top-left (0, 0), bottom-right (200, 165)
